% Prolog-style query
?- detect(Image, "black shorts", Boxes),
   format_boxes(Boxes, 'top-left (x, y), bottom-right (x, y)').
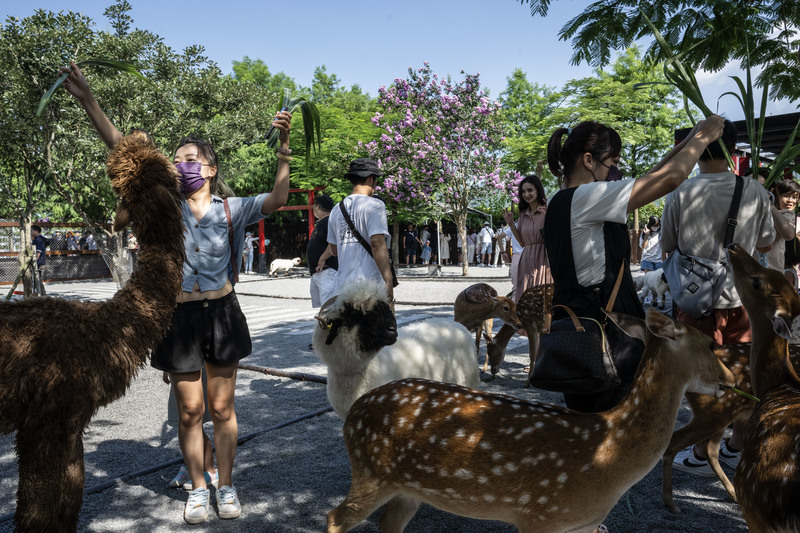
top-left (151, 291), bottom-right (252, 374)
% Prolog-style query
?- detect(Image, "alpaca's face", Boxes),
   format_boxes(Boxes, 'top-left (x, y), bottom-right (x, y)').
top-left (316, 299), bottom-right (398, 353)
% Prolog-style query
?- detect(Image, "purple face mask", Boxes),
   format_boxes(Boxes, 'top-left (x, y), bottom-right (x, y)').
top-left (175, 161), bottom-right (207, 195)
top-left (606, 165), bottom-right (623, 182)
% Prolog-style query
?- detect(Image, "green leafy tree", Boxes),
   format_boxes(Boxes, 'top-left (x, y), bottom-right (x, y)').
top-left (0, 9), bottom-right (100, 296)
top-left (519, 0), bottom-right (800, 101)
top-left (499, 69), bottom-right (567, 178)
top-left (310, 65), bottom-right (341, 102)
top-left (231, 55), bottom-right (296, 101)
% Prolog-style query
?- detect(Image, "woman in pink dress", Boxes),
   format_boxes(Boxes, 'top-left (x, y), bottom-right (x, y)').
top-left (503, 174), bottom-right (553, 303)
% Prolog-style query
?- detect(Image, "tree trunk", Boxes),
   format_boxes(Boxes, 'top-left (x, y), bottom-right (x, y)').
top-left (456, 213), bottom-right (469, 277)
top-left (392, 218), bottom-right (400, 266)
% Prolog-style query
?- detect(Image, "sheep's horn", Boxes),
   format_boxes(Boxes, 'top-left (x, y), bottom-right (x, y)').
top-left (315, 295), bottom-right (339, 328)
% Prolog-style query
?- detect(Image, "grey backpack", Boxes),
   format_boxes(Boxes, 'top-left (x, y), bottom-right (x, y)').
top-left (662, 175), bottom-right (743, 319)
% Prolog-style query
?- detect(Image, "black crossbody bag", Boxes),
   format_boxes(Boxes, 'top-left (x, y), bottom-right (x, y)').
top-left (340, 202), bottom-right (399, 287)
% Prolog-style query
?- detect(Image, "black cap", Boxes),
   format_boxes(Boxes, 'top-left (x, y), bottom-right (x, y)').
top-left (344, 158), bottom-right (383, 180)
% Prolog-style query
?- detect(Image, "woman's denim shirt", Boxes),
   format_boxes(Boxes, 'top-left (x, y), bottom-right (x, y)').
top-left (181, 193), bottom-right (268, 292)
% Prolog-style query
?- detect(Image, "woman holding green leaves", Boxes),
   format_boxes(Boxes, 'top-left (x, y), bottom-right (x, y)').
top-left (59, 61), bottom-right (292, 525)
top-left (543, 116), bottom-right (724, 414)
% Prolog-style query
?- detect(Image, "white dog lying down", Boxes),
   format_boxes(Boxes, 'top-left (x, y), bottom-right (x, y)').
top-left (269, 257), bottom-right (301, 276)
top-left (639, 268), bottom-right (670, 310)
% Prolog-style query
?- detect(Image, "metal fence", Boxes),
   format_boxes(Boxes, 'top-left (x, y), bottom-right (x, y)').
top-left (0, 223), bottom-right (126, 286)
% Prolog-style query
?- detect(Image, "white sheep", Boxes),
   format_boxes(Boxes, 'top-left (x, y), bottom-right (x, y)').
top-left (269, 257), bottom-right (301, 276)
top-left (639, 268), bottom-right (670, 309)
top-left (312, 279), bottom-right (480, 419)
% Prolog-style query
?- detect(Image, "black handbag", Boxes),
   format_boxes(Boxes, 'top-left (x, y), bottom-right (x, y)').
top-left (531, 305), bottom-right (619, 393)
top-left (529, 263), bottom-right (624, 394)
top-left (340, 201), bottom-right (399, 287)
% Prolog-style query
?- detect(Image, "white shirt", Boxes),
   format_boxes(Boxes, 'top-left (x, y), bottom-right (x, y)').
top-left (327, 194), bottom-right (389, 292)
top-left (478, 226), bottom-right (494, 243)
top-left (662, 171), bottom-right (775, 308)
top-left (639, 230), bottom-right (662, 263)
top-left (501, 226), bottom-right (522, 256)
top-left (570, 179), bottom-right (635, 286)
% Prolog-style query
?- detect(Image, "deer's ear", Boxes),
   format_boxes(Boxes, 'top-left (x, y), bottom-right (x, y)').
top-left (643, 308), bottom-right (685, 340)
top-left (772, 312), bottom-right (794, 340)
top-left (604, 310), bottom-right (647, 341)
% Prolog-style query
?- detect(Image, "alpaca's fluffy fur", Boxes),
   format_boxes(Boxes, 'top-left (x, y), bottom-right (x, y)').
top-left (313, 280), bottom-right (480, 419)
top-left (0, 131), bottom-right (185, 533)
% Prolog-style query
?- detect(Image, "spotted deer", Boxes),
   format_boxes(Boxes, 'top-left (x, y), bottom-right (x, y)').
top-left (728, 243), bottom-right (800, 533)
top-left (453, 283), bottom-right (522, 371)
top-left (485, 284), bottom-right (553, 383)
top-left (661, 343), bottom-right (800, 513)
top-left (329, 309), bottom-right (734, 533)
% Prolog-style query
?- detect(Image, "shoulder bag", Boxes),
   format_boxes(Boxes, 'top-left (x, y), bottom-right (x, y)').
top-left (340, 201), bottom-right (399, 287)
top-left (662, 174), bottom-right (743, 319)
top-left (529, 262), bottom-right (625, 394)
top-left (223, 198), bottom-right (239, 284)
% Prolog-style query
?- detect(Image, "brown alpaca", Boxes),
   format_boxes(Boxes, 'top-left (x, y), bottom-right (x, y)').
top-left (0, 131), bottom-right (185, 533)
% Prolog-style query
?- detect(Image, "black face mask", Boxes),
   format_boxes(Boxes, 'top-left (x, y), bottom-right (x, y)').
top-left (606, 165), bottom-right (623, 182)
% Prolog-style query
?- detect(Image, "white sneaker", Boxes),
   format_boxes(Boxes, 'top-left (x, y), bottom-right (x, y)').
top-left (672, 445), bottom-right (715, 477)
top-left (216, 485), bottom-right (242, 519)
top-left (184, 487), bottom-right (210, 524)
top-left (719, 439), bottom-right (742, 469)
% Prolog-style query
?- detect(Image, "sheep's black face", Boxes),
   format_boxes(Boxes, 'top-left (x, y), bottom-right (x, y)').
top-left (329, 300), bottom-right (397, 352)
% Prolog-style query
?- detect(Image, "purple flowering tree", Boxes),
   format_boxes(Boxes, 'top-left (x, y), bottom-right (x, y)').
top-left (363, 63), bottom-right (516, 275)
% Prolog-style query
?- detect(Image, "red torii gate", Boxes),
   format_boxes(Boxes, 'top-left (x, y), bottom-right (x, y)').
top-left (255, 186), bottom-right (326, 255)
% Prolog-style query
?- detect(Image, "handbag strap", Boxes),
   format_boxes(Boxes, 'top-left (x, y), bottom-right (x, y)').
top-left (604, 261), bottom-right (626, 313)
top-left (543, 259), bottom-right (625, 333)
top-left (543, 304), bottom-right (585, 334)
top-left (340, 200), bottom-right (375, 258)
top-left (223, 198), bottom-right (239, 284)
top-left (723, 175), bottom-right (744, 249)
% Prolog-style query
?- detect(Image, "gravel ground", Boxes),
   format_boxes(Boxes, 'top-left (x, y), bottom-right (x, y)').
top-left (0, 265), bottom-right (748, 532)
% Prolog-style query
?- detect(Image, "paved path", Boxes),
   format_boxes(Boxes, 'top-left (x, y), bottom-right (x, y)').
top-left (0, 265), bottom-right (745, 532)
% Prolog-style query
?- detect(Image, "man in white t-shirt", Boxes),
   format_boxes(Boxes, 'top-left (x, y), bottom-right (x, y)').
top-left (327, 158), bottom-right (393, 302)
top-left (477, 221), bottom-right (495, 266)
top-left (661, 119), bottom-right (774, 478)
top-left (493, 225), bottom-right (508, 267)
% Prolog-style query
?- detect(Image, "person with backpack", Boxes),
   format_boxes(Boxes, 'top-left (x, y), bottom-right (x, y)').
top-left (661, 119), bottom-right (775, 478)
top-left (326, 158), bottom-right (393, 303)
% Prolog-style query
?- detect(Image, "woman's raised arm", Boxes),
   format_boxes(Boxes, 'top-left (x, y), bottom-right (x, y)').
top-left (60, 61), bottom-right (123, 149)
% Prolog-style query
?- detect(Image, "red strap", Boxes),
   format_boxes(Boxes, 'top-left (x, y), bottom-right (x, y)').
top-left (223, 198), bottom-right (239, 284)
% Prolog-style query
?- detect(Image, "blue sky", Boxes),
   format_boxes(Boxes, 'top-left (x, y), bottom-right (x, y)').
top-left (8, 0), bottom-right (796, 120)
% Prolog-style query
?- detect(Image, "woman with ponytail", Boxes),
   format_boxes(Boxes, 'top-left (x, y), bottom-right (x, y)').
top-left (542, 117), bottom-right (724, 415)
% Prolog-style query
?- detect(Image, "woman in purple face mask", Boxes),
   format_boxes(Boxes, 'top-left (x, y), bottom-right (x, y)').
top-left (60, 61), bottom-right (292, 524)
top-left (539, 119), bottom-right (725, 411)
top-left (539, 118), bottom-right (725, 533)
